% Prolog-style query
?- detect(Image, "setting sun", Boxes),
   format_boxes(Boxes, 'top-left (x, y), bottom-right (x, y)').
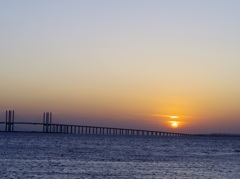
top-left (169, 116), bottom-right (180, 128)
top-left (170, 121), bottom-right (180, 128)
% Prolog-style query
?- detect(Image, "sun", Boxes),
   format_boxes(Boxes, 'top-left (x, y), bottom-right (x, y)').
top-left (170, 121), bottom-right (179, 128)
top-left (168, 116), bottom-right (180, 128)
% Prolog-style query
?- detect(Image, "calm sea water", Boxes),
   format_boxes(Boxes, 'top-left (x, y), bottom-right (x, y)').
top-left (0, 133), bottom-right (239, 178)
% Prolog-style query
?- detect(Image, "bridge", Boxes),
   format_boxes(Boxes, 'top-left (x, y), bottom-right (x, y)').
top-left (0, 110), bottom-right (191, 137)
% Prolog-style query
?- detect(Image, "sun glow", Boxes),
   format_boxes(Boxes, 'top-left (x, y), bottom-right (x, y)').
top-left (168, 116), bottom-right (180, 128)
top-left (170, 116), bottom-right (179, 119)
top-left (170, 121), bottom-right (180, 128)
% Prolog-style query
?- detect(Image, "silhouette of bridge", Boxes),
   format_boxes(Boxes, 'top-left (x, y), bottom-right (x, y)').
top-left (0, 110), bottom-right (191, 137)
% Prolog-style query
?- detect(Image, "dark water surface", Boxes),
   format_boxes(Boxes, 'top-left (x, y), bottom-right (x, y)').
top-left (0, 133), bottom-right (239, 178)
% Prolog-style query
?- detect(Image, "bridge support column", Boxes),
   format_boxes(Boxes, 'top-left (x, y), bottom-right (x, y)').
top-left (43, 112), bottom-right (52, 133)
top-left (5, 110), bottom-right (14, 132)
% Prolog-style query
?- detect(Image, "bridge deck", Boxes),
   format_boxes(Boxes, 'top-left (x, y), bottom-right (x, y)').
top-left (0, 121), bottom-right (190, 136)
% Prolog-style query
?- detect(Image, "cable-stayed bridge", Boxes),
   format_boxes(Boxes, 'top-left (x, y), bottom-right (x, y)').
top-left (0, 110), bottom-right (191, 137)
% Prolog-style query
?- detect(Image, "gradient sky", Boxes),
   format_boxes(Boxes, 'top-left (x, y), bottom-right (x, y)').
top-left (1, 0), bottom-right (240, 134)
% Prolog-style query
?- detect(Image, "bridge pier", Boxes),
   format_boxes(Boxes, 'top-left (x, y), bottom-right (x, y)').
top-left (43, 112), bottom-right (52, 133)
top-left (5, 110), bottom-right (14, 132)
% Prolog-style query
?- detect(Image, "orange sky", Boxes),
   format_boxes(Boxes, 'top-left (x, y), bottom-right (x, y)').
top-left (1, 1), bottom-right (240, 134)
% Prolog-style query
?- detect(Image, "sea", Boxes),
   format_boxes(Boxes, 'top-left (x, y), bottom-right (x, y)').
top-left (0, 133), bottom-right (239, 179)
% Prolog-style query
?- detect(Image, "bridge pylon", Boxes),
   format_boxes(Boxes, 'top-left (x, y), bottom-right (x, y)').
top-left (43, 112), bottom-right (52, 133)
top-left (5, 110), bottom-right (14, 132)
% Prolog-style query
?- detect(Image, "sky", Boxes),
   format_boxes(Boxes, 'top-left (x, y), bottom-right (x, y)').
top-left (1, 0), bottom-right (240, 134)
